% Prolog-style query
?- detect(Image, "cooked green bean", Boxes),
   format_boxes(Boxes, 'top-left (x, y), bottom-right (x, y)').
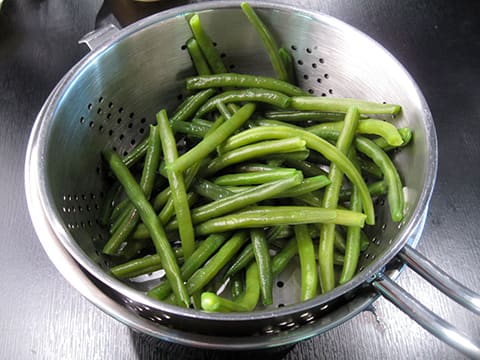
top-left (271, 237), bottom-right (298, 276)
top-left (188, 14), bottom-right (227, 74)
top-left (278, 47), bottom-right (296, 85)
top-left (272, 175), bottom-right (331, 198)
top-left (357, 156), bottom-right (383, 179)
top-left (374, 127), bottom-right (412, 151)
top-left (265, 110), bottom-right (347, 122)
top-left (355, 136), bottom-right (404, 221)
top-left (196, 88), bottom-right (290, 117)
top-left (264, 149), bottom-right (310, 162)
top-left (295, 224), bottom-right (317, 301)
top-left (167, 174), bottom-right (303, 230)
top-left (171, 120), bottom-right (209, 138)
top-left (122, 136), bottom-right (149, 168)
top-left (218, 125), bottom-right (375, 224)
top-left (224, 225), bottom-right (287, 279)
top-left (186, 73), bottom-right (306, 96)
top-left (196, 206), bottom-right (366, 236)
top-left (157, 110), bottom-right (195, 260)
top-left (110, 247), bottom-right (183, 279)
top-left (230, 272), bottom-right (244, 300)
top-left (101, 183), bottom-right (121, 226)
top-left (214, 169), bottom-right (298, 186)
top-left (339, 180), bottom-right (387, 202)
top-left (193, 178), bottom-right (234, 201)
top-left (339, 149), bottom-right (362, 284)
top-left (204, 137), bottom-right (307, 176)
top-left (181, 231), bottom-right (249, 297)
top-left (148, 233), bottom-right (230, 300)
top-left (250, 228), bottom-right (273, 305)
top-left (172, 103), bottom-right (256, 174)
top-left (216, 101), bottom-right (233, 120)
top-left (241, 2), bottom-right (288, 81)
top-left (291, 96), bottom-right (401, 115)
top-left (284, 159), bottom-right (328, 177)
top-left (319, 107), bottom-right (359, 293)
top-left (102, 150), bottom-right (189, 307)
top-left (201, 262), bottom-right (260, 312)
top-left (170, 88), bottom-right (217, 125)
top-left (186, 37), bottom-right (211, 75)
top-left (308, 119), bottom-right (403, 146)
top-left (233, 163), bottom-right (285, 173)
top-left (131, 192), bottom-right (197, 240)
top-left (103, 125), bottom-right (161, 255)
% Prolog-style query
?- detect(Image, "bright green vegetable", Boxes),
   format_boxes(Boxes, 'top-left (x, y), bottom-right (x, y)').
top-left (186, 38), bottom-right (211, 75)
top-left (102, 150), bottom-right (189, 307)
top-left (241, 2), bottom-right (289, 81)
top-left (318, 107), bottom-right (359, 293)
top-left (201, 262), bottom-right (260, 312)
top-left (250, 228), bottom-right (273, 305)
top-left (295, 224), bottom-right (318, 301)
top-left (291, 96), bottom-right (401, 115)
top-left (186, 73), bottom-right (306, 96)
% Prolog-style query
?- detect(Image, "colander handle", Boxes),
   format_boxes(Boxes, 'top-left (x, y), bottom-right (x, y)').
top-left (372, 245), bottom-right (480, 359)
top-left (78, 24), bottom-right (120, 51)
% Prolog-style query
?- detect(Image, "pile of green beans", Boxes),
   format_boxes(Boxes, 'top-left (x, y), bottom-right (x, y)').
top-left (100, 2), bottom-right (410, 312)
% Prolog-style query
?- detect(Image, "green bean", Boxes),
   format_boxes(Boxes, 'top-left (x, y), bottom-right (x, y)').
top-left (357, 156), bottom-right (384, 179)
top-left (204, 137), bottom-right (307, 177)
top-left (278, 47), bottom-right (296, 85)
top-left (355, 136), bottom-right (404, 221)
top-left (295, 193), bottom-right (324, 207)
top-left (214, 169), bottom-right (298, 186)
top-left (216, 101), bottom-right (233, 120)
top-left (193, 178), bottom-right (234, 201)
top-left (284, 159), bottom-right (328, 177)
top-left (264, 150), bottom-right (310, 162)
top-left (339, 180), bottom-right (387, 202)
top-left (180, 231), bottom-right (249, 297)
top-left (196, 206), bottom-right (366, 236)
top-left (319, 107), bottom-right (359, 293)
top-left (291, 96), bottom-right (401, 115)
top-left (122, 136), bottom-right (149, 168)
top-left (339, 149), bottom-right (362, 284)
top-left (171, 103), bottom-right (256, 174)
top-left (218, 125), bottom-right (375, 225)
top-left (157, 110), bottom-right (196, 260)
top-left (250, 228), bottom-right (273, 305)
top-left (102, 150), bottom-right (189, 307)
top-left (241, 2), bottom-right (288, 81)
top-left (271, 237), bottom-right (298, 276)
top-left (230, 272), bottom-right (243, 300)
top-left (265, 110), bottom-right (347, 122)
top-left (101, 184), bottom-right (122, 226)
top-left (171, 120), bottom-right (209, 138)
top-left (110, 247), bottom-right (183, 279)
top-left (360, 230), bottom-right (371, 251)
top-left (188, 14), bottom-right (227, 74)
top-left (170, 88), bottom-right (217, 125)
top-left (103, 125), bottom-right (161, 255)
top-left (167, 174), bottom-right (303, 230)
top-left (196, 88), bottom-right (290, 117)
top-left (272, 175), bottom-right (331, 198)
top-left (147, 233), bottom-right (229, 300)
top-left (110, 197), bottom-right (130, 224)
top-left (186, 37), bottom-right (211, 75)
top-left (233, 163), bottom-right (285, 173)
top-left (131, 192), bottom-right (197, 240)
top-left (201, 262), bottom-right (260, 312)
top-left (186, 73), bottom-right (306, 96)
top-left (295, 224), bottom-right (317, 301)
top-left (308, 119), bottom-right (404, 146)
top-left (224, 225), bottom-right (288, 279)
top-left (374, 127), bottom-right (413, 151)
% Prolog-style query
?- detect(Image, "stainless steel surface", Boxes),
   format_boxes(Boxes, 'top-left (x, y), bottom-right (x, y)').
top-left (2, 0), bottom-right (480, 358)
top-left (372, 276), bottom-right (480, 359)
top-left (399, 244), bottom-right (480, 315)
top-left (25, 0), bottom-right (441, 347)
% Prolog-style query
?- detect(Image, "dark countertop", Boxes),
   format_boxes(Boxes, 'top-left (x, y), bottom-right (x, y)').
top-left (1, 0), bottom-right (479, 359)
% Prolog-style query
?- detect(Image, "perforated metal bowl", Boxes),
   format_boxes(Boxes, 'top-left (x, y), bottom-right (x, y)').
top-left (25, 1), bottom-right (480, 356)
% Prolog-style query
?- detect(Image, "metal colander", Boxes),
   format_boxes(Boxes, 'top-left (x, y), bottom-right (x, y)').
top-left (25, 1), bottom-right (480, 355)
